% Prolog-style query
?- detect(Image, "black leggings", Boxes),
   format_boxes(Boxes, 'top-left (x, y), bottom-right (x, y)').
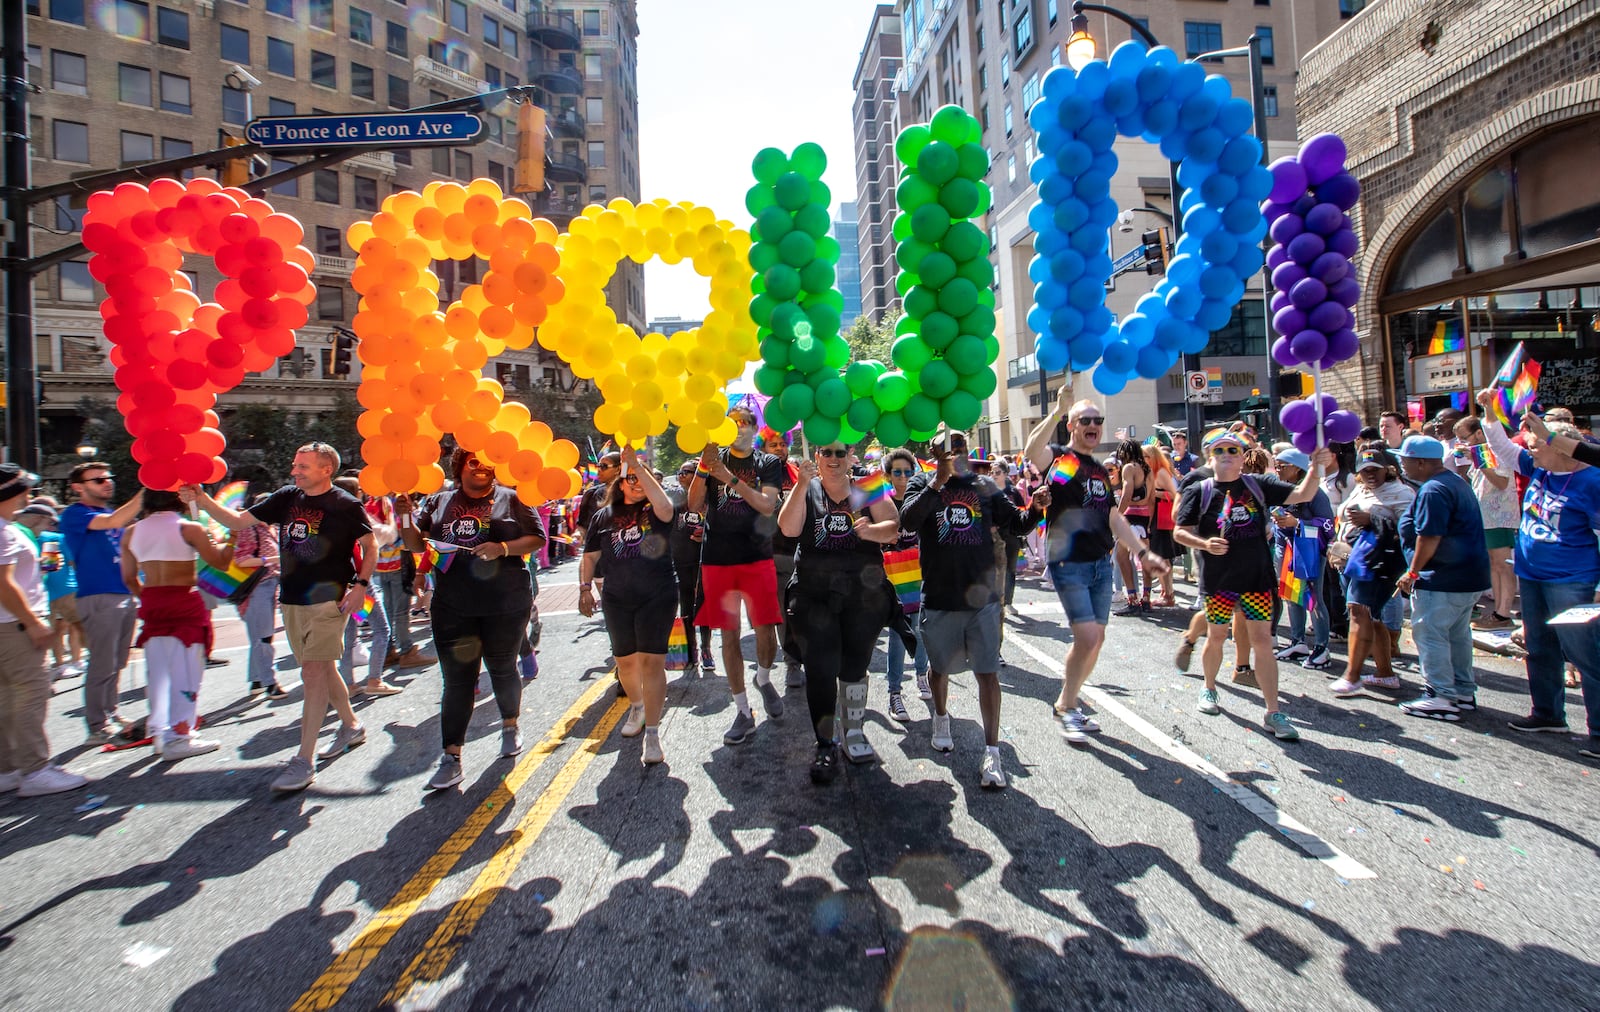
top-left (789, 573), bottom-right (888, 746)
top-left (435, 601), bottom-right (528, 749)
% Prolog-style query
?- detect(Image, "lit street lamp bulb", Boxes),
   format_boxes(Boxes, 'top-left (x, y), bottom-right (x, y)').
top-left (1066, 30), bottom-right (1097, 70)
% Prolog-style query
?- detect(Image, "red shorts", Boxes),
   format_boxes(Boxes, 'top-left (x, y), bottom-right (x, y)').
top-left (694, 560), bottom-right (783, 630)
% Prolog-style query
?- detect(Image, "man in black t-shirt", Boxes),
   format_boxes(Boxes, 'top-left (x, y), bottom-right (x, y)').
top-left (1024, 388), bottom-right (1166, 746)
top-left (1173, 430), bottom-right (1328, 741)
top-left (688, 406), bottom-right (786, 744)
top-left (189, 442), bottom-right (373, 793)
top-left (762, 426), bottom-right (806, 689)
top-left (573, 452), bottom-right (621, 550)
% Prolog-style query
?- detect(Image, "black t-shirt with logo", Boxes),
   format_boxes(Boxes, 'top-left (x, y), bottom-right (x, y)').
top-left (417, 485), bottom-right (546, 616)
top-left (701, 448), bottom-right (785, 567)
top-left (668, 485), bottom-right (707, 570)
top-left (899, 472), bottom-right (1030, 612)
top-left (250, 485), bottom-right (373, 606)
top-left (586, 500), bottom-right (675, 600)
top-left (770, 459), bottom-right (801, 564)
top-left (796, 479), bottom-right (885, 569)
top-left (1041, 445), bottom-right (1116, 563)
top-left (1173, 474), bottom-right (1294, 594)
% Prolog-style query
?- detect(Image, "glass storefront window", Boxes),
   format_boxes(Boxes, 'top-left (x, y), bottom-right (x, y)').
top-left (1385, 206), bottom-right (1458, 293)
top-left (1462, 166), bottom-right (1512, 271)
top-left (1516, 121), bottom-right (1600, 259)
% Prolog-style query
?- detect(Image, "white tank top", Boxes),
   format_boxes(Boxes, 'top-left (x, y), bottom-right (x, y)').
top-left (128, 511), bottom-right (194, 563)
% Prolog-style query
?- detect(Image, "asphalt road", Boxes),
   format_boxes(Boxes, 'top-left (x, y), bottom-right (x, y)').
top-left (2, 566), bottom-right (1597, 1011)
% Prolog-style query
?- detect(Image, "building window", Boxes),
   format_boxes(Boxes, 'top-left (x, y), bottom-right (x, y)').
top-left (267, 38), bottom-right (295, 77)
top-left (1001, 53), bottom-right (1010, 85)
top-left (387, 74), bottom-right (409, 108)
top-left (114, 0), bottom-right (149, 39)
top-left (221, 25), bottom-right (250, 64)
top-left (350, 7), bottom-right (372, 44)
top-left (51, 0), bottom-right (86, 26)
top-left (1015, 7), bottom-right (1033, 55)
top-left (1003, 104), bottom-right (1013, 136)
top-left (447, 0), bottom-right (467, 31)
top-left (585, 53), bottom-right (602, 77)
top-left (587, 140), bottom-right (605, 168)
top-left (1263, 85), bottom-right (1279, 117)
top-left (316, 286), bottom-right (343, 320)
top-left (1257, 26), bottom-right (1275, 64)
top-left (1185, 21), bottom-right (1223, 59)
top-left (978, 65), bottom-right (988, 92)
top-left (1007, 154), bottom-right (1016, 183)
top-left (484, 64), bottom-right (500, 87)
top-left (585, 96), bottom-right (604, 124)
top-left (309, 0), bottom-right (333, 30)
top-left (310, 50), bottom-right (335, 87)
top-left (56, 202), bottom-right (86, 232)
top-left (221, 86), bottom-right (248, 125)
top-left (1048, 0), bottom-right (1058, 24)
top-left (976, 26), bottom-right (984, 52)
top-left (60, 262), bottom-right (96, 303)
top-left (386, 21), bottom-right (407, 56)
top-left (504, 33), bottom-right (518, 59)
top-left (341, 62), bottom-right (370, 100)
top-left (486, 159), bottom-right (504, 189)
top-left (51, 51), bottom-right (87, 96)
top-left (1022, 72), bottom-right (1040, 110)
top-left (393, 148), bottom-right (411, 166)
top-left (118, 64), bottom-right (152, 106)
top-left (159, 72), bottom-right (190, 114)
top-left (156, 6), bottom-right (188, 48)
top-left (161, 136), bottom-right (192, 177)
top-left (1340, 0), bottom-right (1365, 17)
top-left (454, 150), bottom-right (471, 181)
top-left (583, 9), bottom-right (601, 35)
top-left (486, 115), bottom-right (502, 143)
top-left (483, 15), bottom-right (500, 48)
top-left (353, 176), bottom-right (378, 211)
top-left (269, 157), bottom-right (297, 197)
top-left (313, 169), bottom-right (340, 203)
top-left (315, 225), bottom-right (342, 257)
top-left (121, 131), bottom-right (154, 165)
top-left (266, 0), bottom-right (294, 19)
top-left (268, 97), bottom-right (295, 116)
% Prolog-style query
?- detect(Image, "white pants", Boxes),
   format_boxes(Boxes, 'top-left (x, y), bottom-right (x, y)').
top-left (145, 637), bottom-right (205, 744)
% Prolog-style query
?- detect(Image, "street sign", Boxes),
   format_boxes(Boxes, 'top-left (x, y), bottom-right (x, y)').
top-left (244, 112), bottom-right (484, 149)
top-left (1111, 247), bottom-right (1147, 274)
top-left (1184, 371), bottom-right (1223, 404)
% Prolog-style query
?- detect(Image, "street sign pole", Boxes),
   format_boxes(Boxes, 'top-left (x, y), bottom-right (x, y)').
top-left (3, 1), bottom-right (38, 467)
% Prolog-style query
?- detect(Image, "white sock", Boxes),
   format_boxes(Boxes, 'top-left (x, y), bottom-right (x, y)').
top-left (753, 665), bottom-right (771, 687)
top-left (734, 691), bottom-right (752, 717)
top-left (644, 726), bottom-right (659, 739)
top-left (986, 745), bottom-right (1001, 760)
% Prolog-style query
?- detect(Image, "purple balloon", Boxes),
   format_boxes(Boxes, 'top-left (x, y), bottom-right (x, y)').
top-left (1299, 133), bottom-right (1348, 186)
top-left (1272, 261), bottom-right (1308, 293)
top-left (1268, 157), bottom-right (1309, 204)
top-left (1327, 327), bottom-right (1360, 361)
top-left (1261, 200), bottom-right (1293, 222)
top-left (1324, 409), bottom-right (1362, 443)
top-left (1305, 202), bottom-right (1345, 236)
top-left (1288, 232), bottom-right (1327, 266)
top-left (1330, 277), bottom-right (1361, 307)
top-left (1291, 329), bottom-right (1328, 362)
top-left (1272, 336), bottom-right (1300, 368)
top-left (1291, 194), bottom-right (1317, 216)
top-left (1293, 429), bottom-right (1319, 454)
top-left (1308, 301), bottom-right (1348, 333)
top-left (1315, 392), bottom-right (1340, 418)
top-left (1310, 250), bottom-right (1351, 284)
top-left (1271, 291), bottom-right (1293, 314)
top-left (1316, 172), bottom-right (1362, 211)
top-left (1327, 228), bottom-right (1359, 257)
top-left (1266, 244), bottom-right (1290, 271)
top-left (1274, 305), bottom-right (1309, 336)
top-left (1290, 277), bottom-right (1329, 311)
top-left (1281, 399), bottom-right (1316, 433)
top-left (1269, 213), bottom-right (1304, 246)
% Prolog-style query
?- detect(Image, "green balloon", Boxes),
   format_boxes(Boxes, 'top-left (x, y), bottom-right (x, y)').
top-left (894, 315), bottom-right (918, 337)
top-left (919, 359), bottom-right (958, 399)
top-left (957, 257), bottom-right (994, 289)
top-left (814, 235), bottom-right (840, 263)
top-left (921, 311), bottom-right (959, 350)
top-left (917, 141), bottom-right (959, 186)
top-left (944, 334), bottom-right (987, 375)
top-left (973, 183), bottom-right (993, 216)
top-left (896, 272), bottom-right (918, 296)
top-left (894, 124), bottom-right (932, 165)
top-left (758, 336), bottom-right (789, 368)
top-left (805, 367), bottom-right (834, 389)
top-left (770, 301), bottom-right (804, 337)
top-left (748, 242), bottom-right (780, 274)
top-left (778, 383), bottom-right (814, 420)
top-left (794, 204), bottom-right (832, 240)
top-left (805, 288), bottom-right (845, 311)
top-left (778, 230), bottom-right (816, 268)
top-left (892, 212), bottom-right (914, 241)
top-left (814, 378), bottom-right (851, 417)
top-left (936, 277), bottom-right (979, 317)
top-left (846, 397), bottom-right (881, 433)
top-left (845, 361), bottom-right (879, 397)
top-left (939, 178), bottom-right (980, 219)
top-left (958, 367), bottom-right (998, 400)
top-left (910, 204), bottom-right (951, 245)
top-left (753, 364), bottom-right (788, 396)
top-left (790, 333), bottom-right (825, 372)
top-left (807, 305), bottom-right (842, 342)
top-left (803, 413), bottom-right (841, 445)
top-left (821, 332), bottom-right (849, 368)
top-left (745, 184), bottom-right (776, 218)
top-left (838, 420), bottom-right (865, 446)
top-left (942, 221), bottom-right (987, 262)
top-left (874, 372), bottom-right (912, 412)
top-left (891, 335), bottom-right (933, 373)
top-left (930, 105), bottom-right (972, 144)
top-left (765, 264), bottom-right (802, 301)
top-left (903, 392), bottom-right (940, 433)
top-left (756, 205), bottom-right (793, 243)
top-left (763, 401), bottom-right (794, 434)
top-left (982, 334), bottom-right (1000, 362)
top-left (749, 273), bottom-right (766, 295)
top-left (959, 305), bottom-right (997, 336)
top-left (749, 293), bottom-right (775, 326)
top-left (942, 391), bottom-right (982, 430)
top-left (809, 180), bottom-right (831, 209)
top-left (790, 141), bottom-right (827, 181)
top-left (977, 288), bottom-right (995, 309)
top-left (799, 260), bottom-right (835, 295)
top-left (897, 239), bottom-right (934, 272)
top-left (774, 172), bottom-right (811, 211)
top-left (752, 147), bottom-right (789, 184)
top-left (956, 143), bottom-right (990, 181)
top-left (903, 285), bottom-right (938, 320)
top-left (896, 176), bottom-right (939, 211)
top-left (874, 410), bottom-right (910, 448)
top-left (918, 252), bottom-right (957, 289)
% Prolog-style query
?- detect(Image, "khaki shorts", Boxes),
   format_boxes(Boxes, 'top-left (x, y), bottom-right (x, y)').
top-left (50, 594), bottom-right (82, 626)
top-left (282, 601), bottom-right (348, 662)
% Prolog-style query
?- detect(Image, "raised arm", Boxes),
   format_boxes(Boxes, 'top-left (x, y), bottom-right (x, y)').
top-left (180, 485), bottom-right (256, 532)
top-left (626, 448), bottom-right (675, 523)
top-left (776, 461), bottom-right (814, 539)
top-left (181, 521), bottom-right (235, 571)
top-left (1025, 385), bottom-right (1071, 472)
top-left (87, 489), bottom-right (145, 531)
top-left (1285, 449), bottom-right (1332, 505)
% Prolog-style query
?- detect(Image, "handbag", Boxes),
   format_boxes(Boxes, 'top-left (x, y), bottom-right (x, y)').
top-left (1342, 529), bottom-right (1379, 581)
top-left (1155, 494), bottom-right (1175, 531)
top-left (1291, 524), bottom-right (1322, 581)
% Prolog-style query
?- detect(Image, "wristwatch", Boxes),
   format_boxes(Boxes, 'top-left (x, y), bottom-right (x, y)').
top-left (351, 578), bottom-right (370, 587)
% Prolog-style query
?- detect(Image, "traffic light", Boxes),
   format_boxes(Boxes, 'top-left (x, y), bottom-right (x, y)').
top-left (220, 133), bottom-right (251, 188)
top-left (332, 332), bottom-right (353, 378)
top-left (515, 102), bottom-right (546, 194)
top-left (1275, 370), bottom-right (1311, 399)
top-left (1239, 389), bottom-right (1271, 433)
top-left (1142, 228), bottom-right (1168, 276)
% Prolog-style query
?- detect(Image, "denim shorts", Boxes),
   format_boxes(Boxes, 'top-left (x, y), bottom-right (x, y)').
top-left (1048, 556), bottom-right (1114, 626)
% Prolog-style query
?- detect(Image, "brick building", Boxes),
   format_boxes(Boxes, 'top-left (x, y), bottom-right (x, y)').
top-left (1297, 0), bottom-right (1600, 423)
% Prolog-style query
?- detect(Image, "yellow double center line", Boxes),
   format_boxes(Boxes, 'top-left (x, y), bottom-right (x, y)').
top-left (291, 675), bottom-right (625, 1011)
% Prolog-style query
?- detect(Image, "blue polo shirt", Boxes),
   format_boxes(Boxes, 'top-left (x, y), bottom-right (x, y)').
top-left (59, 503), bottom-right (129, 597)
top-left (1399, 468), bottom-right (1490, 593)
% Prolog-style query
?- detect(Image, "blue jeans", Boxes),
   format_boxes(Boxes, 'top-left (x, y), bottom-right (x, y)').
top-left (1519, 578), bottom-right (1600, 732)
top-left (239, 575), bottom-right (278, 688)
top-left (340, 579), bottom-right (389, 686)
top-left (1049, 556), bottom-right (1115, 626)
top-left (375, 570), bottom-right (412, 654)
top-left (1287, 567), bottom-right (1331, 648)
top-left (886, 611), bottom-right (927, 693)
top-left (1381, 593), bottom-right (1404, 632)
top-left (1410, 588), bottom-right (1478, 701)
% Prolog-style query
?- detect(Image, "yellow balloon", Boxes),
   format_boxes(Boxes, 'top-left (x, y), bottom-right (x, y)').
top-left (676, 424), bottom-right (708, 453)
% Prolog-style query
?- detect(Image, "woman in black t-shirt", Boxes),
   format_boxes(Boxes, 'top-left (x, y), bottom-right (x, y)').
top-left (775, 442), bottom-right (901, 785)
top-left (668, 461), bottom-right (715, 674)
top-left (579, 448), bottom-right (676, 765)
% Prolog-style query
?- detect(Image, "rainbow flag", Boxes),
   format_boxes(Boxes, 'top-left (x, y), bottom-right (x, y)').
top-left (1492, 342), bottom-right (1526, 386)
top-left (351, 589), bottom-right (377, 625)
top-left (883, 547), bottom-right (922, 614)
top-left (665, 618), bottom-right (690, 671)
top-left (1046, 452), bottom-right (1081, 485)
top-left (1489, 359), bottom-right (1541, 426)
top-left (917, 458), bottom-right (936, 474)
top-left (1427, 319), bottom-right (1465, 355)
top-left (423, 540), bottom-right (458, 575)
top-left (1278, 544), bottom-right (1313, 609)
top-left (580, 462), bottom-right (599, 483)
top-left (195, 560), bottom-right (254, 600)
top-left (1460, 443), bottom-right (1498, 470)
top-left (851, 469), bottom-right (893, 510)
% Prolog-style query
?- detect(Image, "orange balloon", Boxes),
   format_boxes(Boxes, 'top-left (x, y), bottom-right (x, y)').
top-left (483, 429), bottom-right (519, 465)
top-left (382, 459), bottom-right (419, 492)
top-left (508, 449), bottom-right (544, 483)
top-left (536, 467), bottom-right (572, 502)
top-left (544, 439), bottom-right (579, 471)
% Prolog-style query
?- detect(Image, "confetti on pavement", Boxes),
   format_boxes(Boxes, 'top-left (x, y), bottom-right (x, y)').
top-left (123, 943), bottom-right (171, 969)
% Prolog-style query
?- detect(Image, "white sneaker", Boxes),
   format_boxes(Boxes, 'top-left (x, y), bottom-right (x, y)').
top-left (17, 764), bottom-right (88, 797)
top-left (620, 703), bottom-right (646, 738)
top-left (1274, 641), bottom-right (1311, 661)
top-left (980, 751), bottom-right (1007, 789)
top-left (915, 672), bottom-right (933, 701)
top-left (642, 732), bottom-right (664, 765)
top-left (931, 713), bottom-right (954, 752)
top-left (0, 769), bottom-right (20, 792)
top-left (162, 737), bottom-right (221, 761)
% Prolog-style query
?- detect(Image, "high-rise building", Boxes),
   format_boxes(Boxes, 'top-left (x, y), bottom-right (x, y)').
top-left (20, 0), bottom-right (640, 465)
top-left (850, 5), bottom-right (902, 323)
top-left (647, 316), bottom-right (702, 337)
top-left (834, 201), bottom-right (863, 328)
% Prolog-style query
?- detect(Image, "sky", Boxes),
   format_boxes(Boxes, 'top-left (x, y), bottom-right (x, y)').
top-left (635, 0), bottom-right (885, 323)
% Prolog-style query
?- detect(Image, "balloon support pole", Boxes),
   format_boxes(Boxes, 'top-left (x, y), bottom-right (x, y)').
top-left (1312, 363), bottom-right (1326, 448)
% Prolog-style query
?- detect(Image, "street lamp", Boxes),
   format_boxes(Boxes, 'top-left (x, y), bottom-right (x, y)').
top-left (75, 443), bottom-right (97, 459)
top-left (1066, 11), bottom-right (1097, 70)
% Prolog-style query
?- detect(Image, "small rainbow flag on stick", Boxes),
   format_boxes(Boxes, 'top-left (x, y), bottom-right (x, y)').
top-left (195, 561), bottom-right (253, 600)
top-left (352, 589), bottom-right (377, 625)
top-left (423, 540), bottom-right (458, 575)
top-left (665, 618), bottom-right (690, 671)
top-left (851, 469), bottom-right (893, 510)
top-left (1045, 452), bottom-right (1081, 485)
top-left (1460, 443), bottom-right (1498, 470)
top-left (1489, 357), bottom-right (1541, 427)
top-left (883, 548), bottom-right (923, 614)
top-left (917, 458), bottom-right (936, 474)
top-left (1278, 546), bottom-right (1313, 610)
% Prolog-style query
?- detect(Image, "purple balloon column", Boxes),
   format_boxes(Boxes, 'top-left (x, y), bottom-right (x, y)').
top-left (1263, 133), bottom-right (1363, 453)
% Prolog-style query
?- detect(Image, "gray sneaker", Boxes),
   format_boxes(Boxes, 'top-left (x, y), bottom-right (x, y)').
top-left (316, 723), bottom-right (366, 760)
top-left (1265, 711), bottom-right (1301, 741)
top-left (270, 755), bottom-right (315, 793)
top-left (500, 727), bottom-right (524, 757)
top-left (723, 709), bottom-right (756, 745)
top-left (1197, 688), bottom-right (1222, 715)
top-left (1060, 707), bottom-right (1099, 745)
top-left (427, 753), bottom-right (463, 790)
top-left (756, 679), bottom-right (785, 718)
top-left (784, 663), bottom-right (805, 688)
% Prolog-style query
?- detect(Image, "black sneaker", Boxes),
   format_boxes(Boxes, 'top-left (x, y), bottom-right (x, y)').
top-left (1507, 714), bottom-right (1570, 734)
top-left (809, 744), bottom-right (840, 785)
top-left (1579, 739), bottom-right (1600, 760)
top-left (1453, 696), bottom-right (1476, 712)
top-left (1303, 645), bottom-right (1332, 670)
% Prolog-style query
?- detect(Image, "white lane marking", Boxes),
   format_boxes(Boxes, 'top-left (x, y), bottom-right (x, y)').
top-left (1009, 634), bottom-right (1378, 881)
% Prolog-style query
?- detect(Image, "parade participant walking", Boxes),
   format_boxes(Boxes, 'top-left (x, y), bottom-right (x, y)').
top-left (121, 490), bottom-right (236, 759)
top-left (1379, 411), bottom-right (1409, 450)
top-left (232, 493), bottom-right (286, 699)
top-left (777, 442), bottom-right (901, 783)
top-left (1327, 446), bottom-right (1414, 697)
top-left (1453, 417), bottom-right (1519, 630)
top-left (1024, 390), bottom-right (1165, 745)
top-left (370, 492), bottom-right (431, 668)
top-left (1169, 431), bottom-right (1199, 477)
top-left (187, 443), bottom-right (373, 793)
top-left (396, 448), bottom-right (546, 789)
top-left (578, 448), bottom-right (676, 765)
top-left (572, 451), bottom-right (621, 548)
top-left (1391, 436), bottom-right (1492, 720)
top-left (1112, 437), bottom-right (1158, 613)
top-left (1173, 430), bottom-right (1326, 739)
top-left (334, 477), bottom-right (402, 699)
top-left (689, 406), bottom-right (787, 744)
top-left (0, 465), bottom-right (88, 797)
top-left (882, 447), bottom-right (930, 721)
top-left (669, 461), bottom-right (715, 674)
top-left (1144, 443), bottom-right (1182, 607)
top-left (901, 430), bottom-right (1037, 786)
top-left (1270, 447), bottom-right (1336, 670)
top-left (13, 504), bottom-right (83, 680)
top-left (761, 426), bottom-right (806, 688)
top-left (59, 462), bottom-right (144, 744)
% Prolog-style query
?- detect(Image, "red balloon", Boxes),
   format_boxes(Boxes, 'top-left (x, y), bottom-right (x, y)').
top-left (202, 410), bottom-right (221, 429)
top-left (188, 427), bottom-right (226, 458)
top-left (218, 213), bottom-right (260, 245)
top-left (239, 267), bottom-right (277, 299)
top-left (124, 409), bottom-right (159, 437)
top-left (174, 328), bottom-right (210, 360)
top-left (206, 340), bottom-right (245, 368)
top-left (131, 381), bottom-right (176, 411)
top-left (275, 299), bottom-right (308, 331)
top-left (143, 428), bottom-right (186, 460)
top-left (139, 457), bottom-right (180, 492)
top-left (207, 364), bottom-right (246, 390)
top-left (206, 458), bottom-right (228, 484)
top-left (165, 402), bottom-right (206, 432)
top-left (167, 359), bottom-right (210, 390)
top-left (213, 244), bottom-right (249, 278)
top-left (243, 236), bottom-right (284, 266)
top-left (240, 298), bottom-right (279, 331)
top-left (175, 452), bottom-right (214, 484)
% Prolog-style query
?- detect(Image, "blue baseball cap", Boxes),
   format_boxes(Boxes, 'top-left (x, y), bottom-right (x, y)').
top-left (1396, 435), bottom-right (1446, 460)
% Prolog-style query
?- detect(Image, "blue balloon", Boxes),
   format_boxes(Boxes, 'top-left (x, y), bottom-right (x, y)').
top-left (1068, 277), bottom-right (1105, 310)
top-left (1243, 217), bottom-right (1270, 245)
top-left (1042, 65), bottom-right (1077, 102)
top-left (1167, 253), bottom-right (1202, 286)
top-left (1187, 127), bottom-right (1226, 163)
top-left (1038, 172), bottom-right (1073, 204)
top-left (1229, 245), bottom-right (1264, 278)
top-left (1049, 305), bottom-right (1085, 336)
top-left (1090, 150), bottom-right (1120, 175)
top-left (1051, 248), bottom-right (1086, 281)
top-left (1183, 205), bottom-right (1223, 237)
top-left (1159, 131), bottom-right (1191, 162)
top-left (1179, 189), bottom-right (1205, 214)
top-left (1136, 344), bottom-right (1174, 379)
top-left (1103, 78), bottom-right (1140, 117)
top-left (1084, 306), bottom-right (1115, 334)
top-left (1076, 61), bottom-right (1111, 101)
top-left (1057, 94), bottom-right (1093, 131)
top-left (1087, 199), bottom-right (1120, 228)
top-left (1154, 316), bottom-right (1191, 349)
top-left (1200, 230), bottom-right (1240, 264)
top-left (1221, 198), bottom-right (1263, 235)
top-left (1028, 202), bottom-right (1056, 236)
top-left (1216, 98), bottom-right (1254, 137)
top-left (1109, 40), bottom-right (1148, 78)
top-left (1055, 140), bottom-right (1093, 176)
top-left (1218, 135), bottom-right (1262, 176)
top-left (1121, 314), bottom-right (1154, 347)
top-left (1143, 100), bottom-right (1179, 137)
top-left (1135, 292), bottom-right (1167, 318)
top-left (1148, 45), bottom-right (1180, 69)
top-left (1195, 298), bottom-right (1234, 331)
top-left (1034, 228), bottom-right (1068, 256)
top-left (1028, 99), bottom-right (1057, 132)
top-left (1201, 75), bottom-right (1233, 104)
top-left (1028, 254), bottom-right (1051, 283)
top-left (1069, 338), bottom-right (1103, 371)
top-left (1200, 172), bottom-right (1240, 207)
top-left (1136, 64), bottom-right (1174, 103)
top-left (1036, 336), bottom-right (1070, 372)
top-left (1084, 252), bottom-right (1114, 280)
top-left (1053, 198), bottom-right (1090, 232)
top-left (1223, 279), bottom-right (1246, 305)
top-left (1035, 280), bottom-right (1067, 310)
top-left (1028, 155), bottom-right (1056, 184)
top-left (1027, 305), bottom-right (1052, 334)
top-left (1180, 326), bottom-right (1212, 354)
top-left (1079, 117), bottom-right (1117, 152)
top-left (1101, 340), bottom-right (1137, 374)
top-left (1115, 112), bottom-right (1147, 139)
top-left (1069, 226), bottom-right (1103, 254)
top-left (1178, 93), bottom-right (1219, 132)
top-left (1240, 166), bottom-right (1275, 202)
top-left (1169, 61), bottom-right (1206, 101)
top-left (1036, 124), bottom-right (1067, 157)
top-left (1176, 157), bottom-right (1216, 191)
top-left (1166, 284), bottom-right (1203, 320)
top-left (1199, 265), bottom-right (1236, 300)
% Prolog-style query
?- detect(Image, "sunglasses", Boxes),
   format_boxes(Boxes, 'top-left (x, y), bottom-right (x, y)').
top-left (817, 448), bottom-right (849, 459)
top-left (1075, 416), bottom-right (1105, 426)
top-left (622, 475), bottom-right (640, 484)
top-left (83, 476), bottom-right (115, 484)
top-left (1210, 446), bottom-right (1242, 457)
top-left (888, 468), bottom-right (916, 477)
top-left (466, 461), bottom-right (494, 472)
